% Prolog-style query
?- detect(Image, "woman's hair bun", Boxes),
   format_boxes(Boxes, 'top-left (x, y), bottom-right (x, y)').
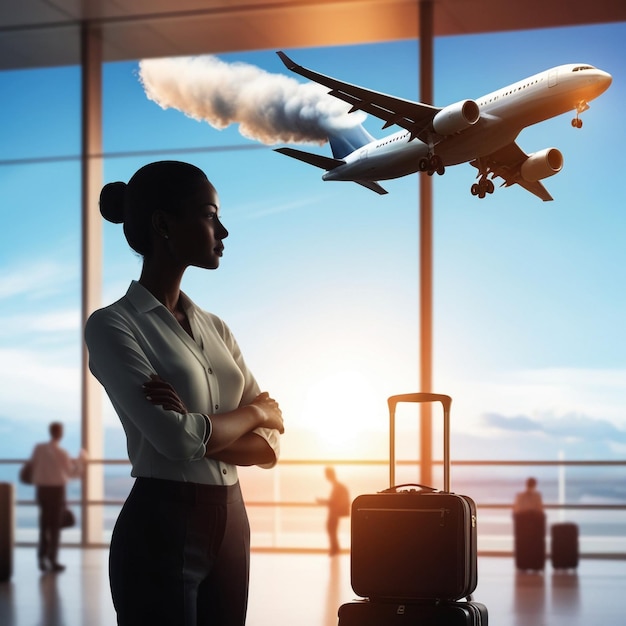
top-left (99, 181), bottom-right (127, 224)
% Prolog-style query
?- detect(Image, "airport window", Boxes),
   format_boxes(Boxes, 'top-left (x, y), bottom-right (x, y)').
top-left (1, 21), bottom-right (624, 557)
top-left (0, 64), bottom-right (82, 540)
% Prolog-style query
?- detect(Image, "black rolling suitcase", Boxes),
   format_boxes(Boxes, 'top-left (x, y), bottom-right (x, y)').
top-left (350, 393), bottom-right (478, 602)
top-left (551, 522), bottom-right (579, 569)
top-left (513, 511), bottom-right (546, 571)
top-left (338, 598), bottom-right (488, 625)
top-left (0, 482), bottom-right (13, 582)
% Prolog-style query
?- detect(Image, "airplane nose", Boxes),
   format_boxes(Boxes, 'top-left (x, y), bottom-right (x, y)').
top-left (598, 70), bottom-right (612, 91)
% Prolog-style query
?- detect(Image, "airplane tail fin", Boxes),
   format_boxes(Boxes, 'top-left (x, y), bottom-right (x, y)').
top-left (274, 147), bottom-right (344, 171)
top-left (274, 123), bottom-right (388, 195)
top-left (327, 124), bottom-right (375, 159)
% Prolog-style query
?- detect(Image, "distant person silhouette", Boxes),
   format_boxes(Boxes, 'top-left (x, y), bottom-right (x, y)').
top-left (317, 467), bottom-right (350, 556)
top-left (513, 477), bottom-right (546, 570)
top-left (29, 421), bottom-right (85, 572)
top-left (513, 477), bottom-right (544, 513)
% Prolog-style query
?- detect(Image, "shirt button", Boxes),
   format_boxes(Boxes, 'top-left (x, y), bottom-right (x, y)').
top-left (214, 404), bottom-right (219, 411)
top-left (208, 368), bottom-right (213, 375)
top-left (222, 468), bottom-right (227, 475)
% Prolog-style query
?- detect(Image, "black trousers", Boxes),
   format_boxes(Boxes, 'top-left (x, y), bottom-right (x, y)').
top-left (326, 512), bottom-right (340, 554)
top-left (109, 478), bottom-right (250, 626)
top-left (36, 486), bottom-right (65, 565)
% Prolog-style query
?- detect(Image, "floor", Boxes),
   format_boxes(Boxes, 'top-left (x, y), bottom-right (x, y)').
top-left (0, 547), bottom-right (624, 625)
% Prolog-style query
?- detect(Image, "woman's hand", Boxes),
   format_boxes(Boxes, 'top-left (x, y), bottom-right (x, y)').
top-left (250, 392), bottom-right (284, 433)
top-left (142, 374), bottom-right (188, 414)
top-left (202, 391), bottom-right (283, 459)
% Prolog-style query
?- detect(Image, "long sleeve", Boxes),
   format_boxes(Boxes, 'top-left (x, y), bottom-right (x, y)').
top-left (84, 281), bottom-right (281, 484)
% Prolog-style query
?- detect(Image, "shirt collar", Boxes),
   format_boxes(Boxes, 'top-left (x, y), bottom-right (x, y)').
top-left (125, 280), bottom-right (166, 313)
top-left (125, 280), bottom-right (195, 316)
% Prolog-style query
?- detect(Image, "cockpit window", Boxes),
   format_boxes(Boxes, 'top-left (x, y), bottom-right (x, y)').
top-left (572, 66), bottom-right (594, 72)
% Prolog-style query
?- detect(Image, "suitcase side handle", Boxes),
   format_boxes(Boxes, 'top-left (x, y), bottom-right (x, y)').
top-left (388, 393), bottom-right (452, 492)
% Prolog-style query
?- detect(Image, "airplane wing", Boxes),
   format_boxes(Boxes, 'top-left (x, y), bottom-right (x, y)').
top-left (277, 51), bottom-right (440, 141)
top-left (472, 142), bottom-right (554, 202)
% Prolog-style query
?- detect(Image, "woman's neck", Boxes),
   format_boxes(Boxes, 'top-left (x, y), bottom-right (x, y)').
top-left (138, 263), bottom-right (184, 315)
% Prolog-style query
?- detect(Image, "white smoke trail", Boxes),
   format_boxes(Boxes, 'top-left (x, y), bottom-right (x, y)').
top-left (138, 55), bottom-right (366, 146)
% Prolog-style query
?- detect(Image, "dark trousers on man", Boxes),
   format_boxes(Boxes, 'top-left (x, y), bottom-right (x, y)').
top-left (36, 485), bottom-right (65, 569)
top-left (326, 512), bottom-right (340, 556)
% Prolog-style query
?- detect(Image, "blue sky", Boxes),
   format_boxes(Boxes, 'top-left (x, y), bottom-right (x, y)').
top-left (1, 22), bottom-right (625, 464)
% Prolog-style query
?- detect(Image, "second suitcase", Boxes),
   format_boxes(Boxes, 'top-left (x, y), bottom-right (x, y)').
top-left (350, 393), bottom-right (477, 602)
top-left (338, 598), bottom-right (488, 625)
top-left (551, 522), bottom-right (579, 569)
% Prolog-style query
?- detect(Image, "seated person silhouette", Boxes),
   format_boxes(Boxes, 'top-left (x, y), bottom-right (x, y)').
top-left (513, 477), bottom-right (546, 571)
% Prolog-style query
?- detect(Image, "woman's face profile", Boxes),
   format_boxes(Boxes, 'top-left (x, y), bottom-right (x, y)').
top-left (164, 178), bottom-right (229, 271)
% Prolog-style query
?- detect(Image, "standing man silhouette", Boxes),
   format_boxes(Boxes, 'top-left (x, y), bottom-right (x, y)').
top-left (317, 467), bottom-right (350, 556)
top-left (29, 422), bottom-right (85, 572)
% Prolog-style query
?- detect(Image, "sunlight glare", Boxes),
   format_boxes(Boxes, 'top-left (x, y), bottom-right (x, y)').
top-left (298, 369), bottom-right (381, 456)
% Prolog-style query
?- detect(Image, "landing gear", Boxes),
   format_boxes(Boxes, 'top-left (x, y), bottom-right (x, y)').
top-left (470, 176), bottom-right (495, 199)
top-left (469, 157), bottom-right (498, 199)
top-left (418, 154), bottom-right (445, 176)
top-left (571, 99), bottom-right (589, 129)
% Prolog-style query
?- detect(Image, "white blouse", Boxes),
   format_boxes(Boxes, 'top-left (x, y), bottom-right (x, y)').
top-left (85, 281), bottom-right (280, 486)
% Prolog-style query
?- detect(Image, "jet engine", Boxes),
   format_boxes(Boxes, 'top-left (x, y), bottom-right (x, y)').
top-left (520, 148), bottom-right (563, 182)
top-left (432, 100), bottom-right (480, 135)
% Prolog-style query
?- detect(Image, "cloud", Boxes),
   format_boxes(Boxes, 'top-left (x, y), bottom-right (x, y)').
top-left (0, 260), bottom-right (71, 300)
top-left (138, 55), bottom-right (366, 145)
top-left (0, 310), bottom-right (80, 339)
top-left (0, 257), bottom-right (83, 423)
top-left (0, 347), bottom-right (80, 421)
top-left (442, 367), bottom-right (626, 430)
top-left (482, 413), bottom-right (542, 432)
top-left (481, 410), bottom-right (626, 446)
top-left (0, 259), bottom-right (81, 348)
top-left (440, 367), bottom-right (626, 460)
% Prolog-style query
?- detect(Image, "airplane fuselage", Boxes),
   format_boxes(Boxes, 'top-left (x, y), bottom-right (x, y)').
top-left (323, 64), bottom-right (611, 183)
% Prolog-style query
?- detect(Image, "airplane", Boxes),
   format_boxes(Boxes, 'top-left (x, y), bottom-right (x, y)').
top-left (274, 51), bottom-right (612, 200)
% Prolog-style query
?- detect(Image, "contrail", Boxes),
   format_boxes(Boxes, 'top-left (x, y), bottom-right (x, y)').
top-left (138, 55), bottom-right (366, 145)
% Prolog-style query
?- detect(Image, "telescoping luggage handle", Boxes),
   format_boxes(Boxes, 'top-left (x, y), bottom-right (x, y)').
top-left (388, 393), bottom-right (453, 493)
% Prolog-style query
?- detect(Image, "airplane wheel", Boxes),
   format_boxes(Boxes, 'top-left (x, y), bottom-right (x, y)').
top-left (471, 183), bottom-right (479, 196)
top-left (571, 118), bottom-right (577, 127)
top-left (430, 156), bottom-right (445, 176)
top-left (577, 119), bottom-right (583, 128)
top-left (486, 179), bottom-right (495, 194)
top-left (430, 155), bottom-right (443, 169)
top-left (418, 157), bottom-right (430, 172)
top-left (427, 169), bottom-right (435, 177)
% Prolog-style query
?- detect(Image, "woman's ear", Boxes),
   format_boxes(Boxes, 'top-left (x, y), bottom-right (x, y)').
top-left (151, 210), bottom-right (169, 239)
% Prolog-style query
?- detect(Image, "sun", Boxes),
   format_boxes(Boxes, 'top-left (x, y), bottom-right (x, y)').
top-left (297, 369), bottom-right (383, 457)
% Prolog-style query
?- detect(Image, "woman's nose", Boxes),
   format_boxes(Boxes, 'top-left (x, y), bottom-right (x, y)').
top-left (217, 218), bottom-right (228, 239)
